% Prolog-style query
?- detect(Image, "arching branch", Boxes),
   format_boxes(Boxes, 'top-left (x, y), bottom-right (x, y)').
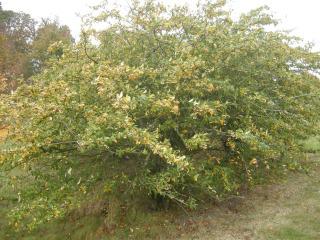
top-left (81, 31), bottom-right (99, 64)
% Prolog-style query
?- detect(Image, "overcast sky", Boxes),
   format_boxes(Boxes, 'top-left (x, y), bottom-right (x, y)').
top-left (2, 0), bottom-right (320, 50)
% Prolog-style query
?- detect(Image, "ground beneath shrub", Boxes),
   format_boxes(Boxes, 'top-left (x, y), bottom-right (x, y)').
top-left (174, 155), bottom-right (320, 240)
top-left (1, 155), bottom-right (320, 239)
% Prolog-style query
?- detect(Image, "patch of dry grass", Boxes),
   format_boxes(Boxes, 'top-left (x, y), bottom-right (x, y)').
top-left (176, 155), bottom-right (320, 240)
top-left (0, 127), bottom-right (8, 140)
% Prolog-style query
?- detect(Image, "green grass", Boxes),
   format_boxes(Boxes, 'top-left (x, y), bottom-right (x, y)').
top-left (301, 136), bottom-right (320, 152)
top-left (260, 173), bottom-right (320, 240)
top-left (265, 228), bottom-right (316, 240)
top-left (262, 215), bottom-right (320, 240)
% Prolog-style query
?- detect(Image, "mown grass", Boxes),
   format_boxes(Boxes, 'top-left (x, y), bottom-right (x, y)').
top-left (262, 154), bottom-right (320, 240)
top-left (259, 163), bottom-right (320, 240)
top-left (300, 135), bottom-right (320, 153)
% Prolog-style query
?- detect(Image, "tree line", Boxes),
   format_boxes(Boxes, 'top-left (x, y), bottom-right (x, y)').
top-left (0, 1), bottom-right (73, 92)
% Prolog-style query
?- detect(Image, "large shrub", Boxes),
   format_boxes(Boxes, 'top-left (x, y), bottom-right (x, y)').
top-left (1, 0), bottom-right (320, 231)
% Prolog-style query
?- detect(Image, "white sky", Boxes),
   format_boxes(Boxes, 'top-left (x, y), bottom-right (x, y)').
top-left (2, 0), bottom-right (320, 50)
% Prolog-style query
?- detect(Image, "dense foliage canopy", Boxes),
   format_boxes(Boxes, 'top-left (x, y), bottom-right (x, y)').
top-left (1, 0), bottom-right (320, 231)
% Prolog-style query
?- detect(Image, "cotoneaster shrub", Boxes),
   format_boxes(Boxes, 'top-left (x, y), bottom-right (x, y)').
top-left (1, 0), bottom-right (320, 231)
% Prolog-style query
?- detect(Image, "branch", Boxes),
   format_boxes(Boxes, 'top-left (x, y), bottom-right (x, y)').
top-left (82, 31), bottom-right (99, 64)
top-left (290, 93), bottom-right (319, 99)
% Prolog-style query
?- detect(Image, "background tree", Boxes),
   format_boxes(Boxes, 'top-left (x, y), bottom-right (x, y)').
top-left (0, 4), bottom-right (73, 92)
top-left (0, 3), bottom-right (36, 91)
top-left (31, 18), bottom-right (74, 72)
